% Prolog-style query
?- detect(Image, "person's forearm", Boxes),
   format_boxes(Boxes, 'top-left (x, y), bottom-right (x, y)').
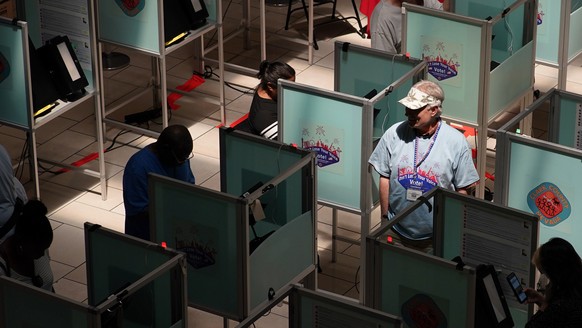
top-left (379, 176), bottom-right (390, 216)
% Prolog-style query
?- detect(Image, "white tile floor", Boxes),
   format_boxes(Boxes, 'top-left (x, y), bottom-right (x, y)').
top-left (2, 1), bottom-right (582, 326)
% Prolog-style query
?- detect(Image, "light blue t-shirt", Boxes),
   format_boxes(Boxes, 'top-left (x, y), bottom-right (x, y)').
top-left (369, 120), bottom-right (479, 240)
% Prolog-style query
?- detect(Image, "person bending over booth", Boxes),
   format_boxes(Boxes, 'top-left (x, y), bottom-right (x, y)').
top-left (0, 199), bottom-right (54, 292)
top-left (0, 144), bottom-right (28, 244)
top-left (123, 124), bottom-right (195, 240)
top-left (368, 80), bottom-right (478, 253)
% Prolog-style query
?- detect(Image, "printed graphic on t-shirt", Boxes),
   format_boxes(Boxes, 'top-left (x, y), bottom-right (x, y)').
top-left (398, 165), bottom-right (439, 194)
top-left (527, 182), bottom-right (571, 227)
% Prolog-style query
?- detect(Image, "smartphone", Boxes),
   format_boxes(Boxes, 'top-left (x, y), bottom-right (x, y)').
top-left (506, 272), bottom-right (528, 304)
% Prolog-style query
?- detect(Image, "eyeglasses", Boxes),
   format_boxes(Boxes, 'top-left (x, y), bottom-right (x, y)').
top-left (171, 149), bottom-right (194, 164)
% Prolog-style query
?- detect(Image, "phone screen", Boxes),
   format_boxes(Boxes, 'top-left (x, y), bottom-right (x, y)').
top-left (507, 273), bottom-right (527, 303)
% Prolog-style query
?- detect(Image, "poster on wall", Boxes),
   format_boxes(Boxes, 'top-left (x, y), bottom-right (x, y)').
top-left (301, 122), bottom-right (345, 175)
top-left (576, 103), bottom-right (582, 150)
top-left (420, 35), bottom-right (463, 88)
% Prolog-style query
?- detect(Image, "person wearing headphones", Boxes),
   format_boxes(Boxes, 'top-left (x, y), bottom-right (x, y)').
top-left (0, 199), bottom-right (54, 292)
top-left (123, 124), bottom-right (195, 240)
top-left (368, 80), bottom-right (478, 253)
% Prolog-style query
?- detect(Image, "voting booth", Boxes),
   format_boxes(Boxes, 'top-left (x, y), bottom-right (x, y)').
top-left (149, 128), bottom-right (317, 322)
top-left (536, 0), bottom-right (582, 89)
top-left (96, 0), bottom-right (226, 135)
top-left (0, 3), bottom-right (107, 199)
top-left (495, 88), bottom-right (582, 256)
top-left (236, 285), bottom-right (403, 328)
top-left (365, 188), bottom-right (539, 327)
top-left (279, 42), bottom-right (426, 301)
top-left (0, 223), bottom-right (187, 327)
top-left (402, 0), bottom-right (537, 197)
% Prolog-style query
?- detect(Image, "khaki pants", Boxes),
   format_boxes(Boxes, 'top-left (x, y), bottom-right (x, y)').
top-left (387, 229), bottom-right (434, 255)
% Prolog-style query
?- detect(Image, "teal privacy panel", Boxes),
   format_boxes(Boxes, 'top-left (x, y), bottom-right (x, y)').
top-left (438, 195), bottom-right (536, 327)
top-left (405, 10), bottom-right (483, 124)
top-left (334, 44), bottom-right (417, 138)
top-left (86, 225), bottom-right (181, 327)
top-left (99, 0), bottom-right (160, 54)
top-left (569, 4), bottom-right (582, 60)
top-left (380, 244), bottom-right (474, 327)
top-left (0, 277), bottom-right (95, 327)
top-left (536, 0), bottom-right (561, 64)
top-left (507, 138), bottom-right (582, 254)
top-left (457, 0), bottom-right (528, 63)
top-left (0, 21), bottom-right (29, 128)
top-left (488, 41), bottom-right (534, 120)
top-left (24, 0), bottom-right (95, 91)
top-left (280, 85), bottom-right (364, 211)
top-left (290, 288), bottom-right (402, 328)
top-left (490, 2), bottom-right (526, 64)
top-left (557, 94), bottom-right (582, 148)
top-left (150, 176), bottom-right (242, 319)
top-left (250, 211), bottom-right (314, 309)
top-left (221, 129), bottom-right (307, 225)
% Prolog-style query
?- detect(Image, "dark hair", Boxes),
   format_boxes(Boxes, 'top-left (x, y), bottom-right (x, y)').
top-left (14, 199), bottom-right (53, 251)
top-left (536, 238), bottom-right (582, 303)
top-left (155, 125), bottom-right (193, 165)
top-left (257, 61), bottom-right (295, 91)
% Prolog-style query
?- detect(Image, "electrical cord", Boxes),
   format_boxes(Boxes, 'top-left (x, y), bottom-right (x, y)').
top-left (195, 65), bottom-right (255, 95)
top-left (354, 265), bottom-right (360, 294)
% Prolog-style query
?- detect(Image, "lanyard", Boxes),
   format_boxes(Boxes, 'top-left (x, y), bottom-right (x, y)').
top-left (414, 121), bottom-right (441, 174)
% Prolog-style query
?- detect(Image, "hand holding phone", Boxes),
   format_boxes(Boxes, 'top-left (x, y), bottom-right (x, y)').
top-left (506, 272), bottom-right (528, 304)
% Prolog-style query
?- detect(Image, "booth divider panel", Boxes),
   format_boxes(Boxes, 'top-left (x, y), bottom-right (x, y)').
top-left (0, 277), bottom-right (95, 327)
top-left (98, 0), bottom-right (160, 54)
top-left (280, 87), bottom-right (364, 211)
top-left (569, 5), bottom-right (582, 60)
top-left (507, 139), bottom-right (582, 253)
top-left (0, 23), bottom-right (28, 128)
top-left (290, 287), bottom-right (402, 328)
top-left (536, 0), bottom-right (560, 64)
top-left (488, 41), bottom-right (534, 120)
top-left (86, 226), bottom-right (179, 327)
top-left (151, 178), bottom-right (241, 318)
top-left (380, 245), bottom-right (473, 327)
top-left (222, 131), bottom-right (306, 224)
top-left (405, 11), bottom-right (482, 124)
top-left (490, 4), bottom-right (527, 64)
top-left (250, 211), bottom-right (314, 309)
top-left (439, 196), bottom-right (535, 325)
top-left (335, 46), bottom-right (414, 137)
top-left (557, 94), bottom-right (581, 148)
top-left (454, 0), bottom-right (508, 19)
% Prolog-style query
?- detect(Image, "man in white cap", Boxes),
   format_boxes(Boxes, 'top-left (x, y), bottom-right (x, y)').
top-left (368, 80), bottom-right (478, 253)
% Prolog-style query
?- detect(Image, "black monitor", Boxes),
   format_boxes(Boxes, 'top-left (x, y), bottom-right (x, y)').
top-left (28, 38), bottom-right (60, 117)
top-left (181, 0), bottom-right (209, 30)
top-left (37, 35), bottom-right (88, 102)
top-left (475, 264), bottom-right (514, 328)
top-left (164, 0), bottom-right (210, 47)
